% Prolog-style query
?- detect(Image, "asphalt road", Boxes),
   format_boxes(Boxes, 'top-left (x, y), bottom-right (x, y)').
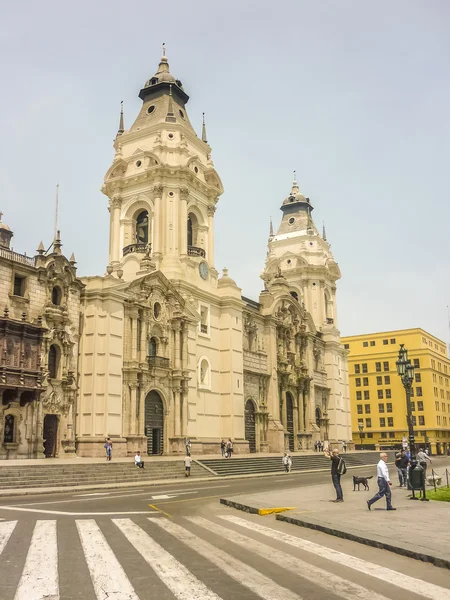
top-left (0, 468), bottom-right (449, 599)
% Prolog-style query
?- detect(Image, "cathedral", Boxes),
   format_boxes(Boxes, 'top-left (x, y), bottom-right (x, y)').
top-left (0, 52), bottom-right (352, 459)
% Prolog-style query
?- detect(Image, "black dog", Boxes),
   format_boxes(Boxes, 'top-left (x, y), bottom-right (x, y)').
top-left (353, 475), bottom-right (373, 491)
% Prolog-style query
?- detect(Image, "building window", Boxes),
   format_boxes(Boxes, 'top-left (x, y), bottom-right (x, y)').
top-left (379, 417), bottom-right (386, 427)
top-left (366, 418), bottom-right (372, 427)
top-left (385, 389), bottom-right (391, 399)
top-left (376, 376), bottom-right (382, 385)
top-left (51, 286), bottom-right (62, 305)
top-left (378, 403), bottom-right (385, 413)
top-left (377, 390), bottom-right (383, 399)
top-left (383, 361), bottom-right (389, 372)
top-left (198, 357), bottom-right (211, 389)
top-left (364, 391), bottom-right (370, 400)
top-left (384, 375), bottom-right (390, 384)
top-left (148, 337), bottom-right (158, 357)
top-left (366, 432), bottom-right (373, 438)
top-left (48, 345), bottom-right (60, 379)
top-left (413, 359), bottom-right (420, 369)
top-left (390, 338), bottom-right (396, 344)
top-left (370, 341), bottom-right (375, 346)
top-left (416, 387), bottom-right (422, 397)
top-left (356, 391), bottom-right (362, 400)
top-left (364, 404), bottom-right (371, 414)
top-left (363, 341), bottom-right (368, 347)
top-left (443, 402), bottom-right (446, 412)
top-left (13, 275), bottom-right (26, 297)
top-left (389, 432), bottom-right (395, 438)
top-left (415, 373), bottom-right (421, 383)
top-left (153, 302), bottom-right (161, 320)
top-left (4, 415), bottom-right (15, 443)
top-left (357, 404), bottom-right (363, 414)
top-left (417, 401), bottom-right (424, 411)
top-left (355, 378), bottom-right (361, 387)
top-left (375, 362), bottom-right (381, 372)
top-left (362, 363), bottom-right (368, 373)
top-left (383, 339), bottom-right (388, 345)
top-left (435, 401), bottom-right (439, 411)
top-left (136, 210), bottom-right (149, 244)
top-left (431, 359), bottom-right (436, 369)
top-left (386, 403), bottom-right (392, 413)
top-left (354, 364), bottom-right (360, 374)
top-left (387, 417), bottom-right (393, 427)
top-left (344, 343), bottom-right (349, 350)
top-left (363, 377), bottom-right (369, 386)
top-left (198, 303), bottom-right (210, 336)
top-left (418, 415), bottom-right (425, 426)
top-left (381, 432), bottom-right (387, 438)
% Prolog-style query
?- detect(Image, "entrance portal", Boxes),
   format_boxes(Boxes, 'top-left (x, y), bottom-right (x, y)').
top-left (43, 414), bottom-right (58, 458)
top-left (145, 391), bottom-right (164, 455)
top-left (245, 400), bottom-right (256, 453)
top-left (286, 393), bottom-right (294, 452)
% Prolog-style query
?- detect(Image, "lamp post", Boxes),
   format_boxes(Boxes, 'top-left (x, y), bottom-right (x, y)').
top-left (358, 422), bottom-right (364, 449)
top-left (396, 344), bottom-right (416, 460)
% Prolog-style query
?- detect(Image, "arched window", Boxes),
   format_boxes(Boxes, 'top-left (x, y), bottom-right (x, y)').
top-left (52, 286), bottom-right (62, 306)
top-left (48, 345), bottom-right (60, 379)
top-left (315, 407), bottom-right (322, 427)
top-left (198, 357), bottom-right (211, 389)
top-left (149, 337), bottom-right (158, 357)
top-left (187, 212), bottom-right (200, 248)
top-left (4, 415), bottom-right (15, 443)
top-left (136, 211), bottom-right (149, 244)
top-left (187, 216), bottom-right (193, 247)
top-left (290, 291), bottom-right (298, 302)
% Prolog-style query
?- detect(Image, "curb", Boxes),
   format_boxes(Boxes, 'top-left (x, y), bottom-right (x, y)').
top-left (276, 514), bottom-right (450, 571)
top-left (219, 498), bottom-right (296, 516)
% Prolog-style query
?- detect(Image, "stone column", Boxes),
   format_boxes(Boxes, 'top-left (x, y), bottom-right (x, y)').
top-left (129, 384), bottom-right (137, 436)
top-left (173, 323), bottom-right (181, 371)
top-left (173, 387), bottom-right (181, 437)
top-left (180, 188), bottom-right (189, 257)
top-left (298, 385), bottom-right (305, 432)
top-left (152, 184), bottom-right (163, 258)
top-left (207, 204), bottom-right (216, 265)
top-left (131, 310), bottom-right (138, 362)
top-left (140, 313), bottom-right (148, 363)
top-left (281, 385), bottom-right (287, 427)
top-left (110, 195), bottom-right (122, 265)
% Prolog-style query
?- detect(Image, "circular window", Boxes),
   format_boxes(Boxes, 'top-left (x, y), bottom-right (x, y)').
top-left (287, 259), bottom-right (292, 265)
top-left (136, 160), bottom-right (142, 167)
top-left (288, 217), bottom-right (295, 225)
top-left (179, 109), bottom-right (185, 119)
top-left (168, 191), bottom-right (174, 197)
top-left (309, 242), bottom-right (313, 246)
top-left (147, 105), bottom-right (155, 114)
top-left (153, 302), bottom-right (161, 320)
top-left (168, 133), bottom-right (174, 139)
top-left (194, 166), bottom-right (199, 173)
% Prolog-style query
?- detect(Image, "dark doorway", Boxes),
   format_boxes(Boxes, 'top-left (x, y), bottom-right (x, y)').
top-left (286, 392), bottom-right (294, 451)
top-left (245, 400), bottom-right (256, 453)
top-left (145, 391), bottom-right (164, 455)
top-left (43, 414), bottom-right (58, 457)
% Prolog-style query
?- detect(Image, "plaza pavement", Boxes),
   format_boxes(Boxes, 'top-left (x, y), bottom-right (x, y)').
top-left (220, 456), bottom-right (450, 570)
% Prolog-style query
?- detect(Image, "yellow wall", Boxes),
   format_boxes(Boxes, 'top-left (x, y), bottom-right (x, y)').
top-left (341, 328), bottom-right (450, 455)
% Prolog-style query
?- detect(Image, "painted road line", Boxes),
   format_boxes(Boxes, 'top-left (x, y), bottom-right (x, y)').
top-left (150, 517), bottom-right (302, 600)
top-left (74, 489), bottom-right (145, 497)
top-left (113, 518), bottom-right (222, 600)
top-left (76, 519), bottom-right (139, 600)
top-left (14, 520), bottom-right (59, 600)
top-left (0, 520), bottom-right (17, 554)
top-left (221, 515), bottom-right (450, 600)
top-left (148, 504), bottom-right (173, 519)
top-left (189, 517), bottom-right (390, 600)
top-left (0, 506), bottom-right (156, 516)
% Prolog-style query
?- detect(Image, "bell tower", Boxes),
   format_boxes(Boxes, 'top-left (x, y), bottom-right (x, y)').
top-left (102, 49), bottom-right (224, 284)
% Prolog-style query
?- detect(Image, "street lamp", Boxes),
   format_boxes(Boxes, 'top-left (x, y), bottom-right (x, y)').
top-left (396, 344), bottom-right (416, 460)
top-left (358, 422), bottom-right (364, 449)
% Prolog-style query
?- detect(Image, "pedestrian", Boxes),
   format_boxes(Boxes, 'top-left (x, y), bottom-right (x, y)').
top-left (394, 452), bottom-right (404, 487)
top-left (104, 438), bottom-right (112, 461)
top-left (282, 452), bottom-right (292, 473)
top-left (226, 438), bottom-right (233, 458)
top-left (417, 447), bottom-right (431, 477)
top-left (135, 451), bottom-right (145, 468)
top-left (425, 447), bottom-right (430, 457)
top-left (325, 448), bottom-right (345, 502)
top-left (342, 440), bottom-right (347, 453)
top-left (367, 452), bottom-right (396, 511)
top-left (185, 438), bottom-right (191, 456)
top-left (184, 454), bottom-right (192, 477)
top-left (220, 439), bottom-right (226, 458)
top-left (399, 450), bottom-right (409, 487)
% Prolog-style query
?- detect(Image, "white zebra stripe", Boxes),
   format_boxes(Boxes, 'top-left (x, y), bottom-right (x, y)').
top-left (220, 515), bottom-right (450, 600)
top-left (113, 518), bottom-right (222, 600)
top-left (76, 519), bottom-right (139, 600)
top-left (0, 520), bottom-right (17, 554)
top-left (188, 516), bottom-right (391, 600)
top-left (149, 517), bottom-right (302, 600)
top-left (14, 520), bottom-right (59, 600)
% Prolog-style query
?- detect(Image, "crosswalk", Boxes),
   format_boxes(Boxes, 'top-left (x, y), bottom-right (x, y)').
top-left (0, 514), bottom-right (448, 600)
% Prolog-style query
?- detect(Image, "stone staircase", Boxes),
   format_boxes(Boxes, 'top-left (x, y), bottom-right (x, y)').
top-left (197, 451), bottom-right (394, 477)
top-left (0, 460), bottom-right (209, 491)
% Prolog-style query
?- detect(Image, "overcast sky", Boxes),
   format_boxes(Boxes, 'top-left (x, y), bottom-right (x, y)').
top-left (1, 1), bottom-right (449, 344)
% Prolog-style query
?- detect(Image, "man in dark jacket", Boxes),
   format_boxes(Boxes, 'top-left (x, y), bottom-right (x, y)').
top-left (325, 448), bottom-right (344, 502)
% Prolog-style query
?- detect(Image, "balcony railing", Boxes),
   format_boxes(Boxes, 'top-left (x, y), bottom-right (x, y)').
top-left (188, 245), bottom-right (206, 258)
top-left (0, 248), bottom-right (35, 267)
top-left (148, 356), bottom-right (170, 369)
top-left (123, 243), bottom-right (150, 256)
top-left (326, 317), bottom-right (334, 325)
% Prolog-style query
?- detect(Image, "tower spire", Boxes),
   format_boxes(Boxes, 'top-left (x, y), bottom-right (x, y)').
top-left (201, 112), bottom-right (208, 143)
top-left (291, 170), bottom-right (299, 194)
top-left (54, 184), bottom-right (59, 242)
top-left (269, 217), bottom-right (274, 238)
top-left (165, 84), bottom-right (176, 122)
top-left (322, 222), bottom-right (327, 241)
top-left (116, 101), bottom-right (124, 137)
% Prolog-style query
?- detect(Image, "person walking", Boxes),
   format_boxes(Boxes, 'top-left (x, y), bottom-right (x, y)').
top-left (325, 448), bottom-right (344, 502)
top-left (342, 441), bottom-right (347, 453)
top-left (226, 439), bottom-right (233, 458)
top-left (185, 438), bottom-right (191, 457)
top-left (417, 447), bottom-right (431, 478)
top-left (135, 451), bottom-right (145, 468)
top-left (220, 439), bottom-right (226, 458)
top-left (394, 452), bottom-right (404, 487)
top-left (367, 452), bottom-right (396, 511)
top-left (399, 450), bottom-right (410, 487)
top-left (184, 454), bottom-right (192, 477)
top-left (282, 452), bottom-right (292, 473)
top-left (104, 438), bottom-right (112, 461)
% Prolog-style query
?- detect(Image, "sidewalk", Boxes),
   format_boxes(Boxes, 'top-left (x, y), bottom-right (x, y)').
top-left (220, 457), bottom-right (450, 569)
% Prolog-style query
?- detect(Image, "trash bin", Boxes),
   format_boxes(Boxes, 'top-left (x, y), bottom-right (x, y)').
top-left (409, 462), bottom-right (424, 490)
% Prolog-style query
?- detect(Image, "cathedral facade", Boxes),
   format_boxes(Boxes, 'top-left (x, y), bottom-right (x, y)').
top-left (0, 53), bottom-right (351, 458)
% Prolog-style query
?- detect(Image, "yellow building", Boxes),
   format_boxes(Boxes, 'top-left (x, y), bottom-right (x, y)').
top-left (341, 329), bottom-right (450, 455)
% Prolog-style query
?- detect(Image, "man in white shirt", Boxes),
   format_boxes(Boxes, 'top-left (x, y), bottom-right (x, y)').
top-left (367, 452), bottom-right (396, 511)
